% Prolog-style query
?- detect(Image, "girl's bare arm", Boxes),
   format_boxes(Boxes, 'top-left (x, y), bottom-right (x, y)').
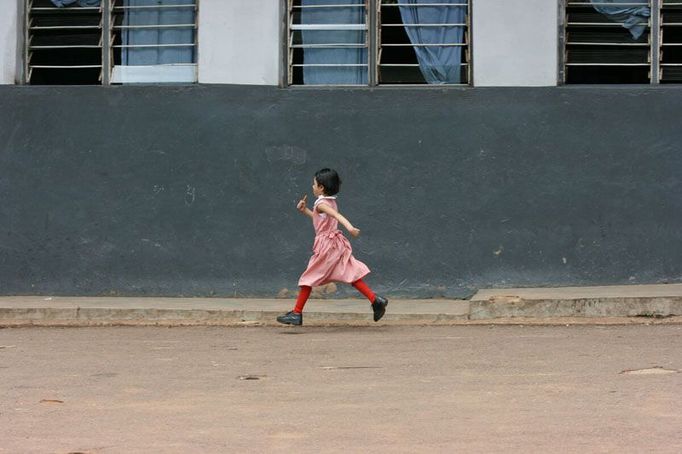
top-left (316, 203), bottom-right (361, 237)
top-left (297, 195), bottom-right (314, 219)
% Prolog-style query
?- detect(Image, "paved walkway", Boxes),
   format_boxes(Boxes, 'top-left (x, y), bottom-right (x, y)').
top-left (2, 325), bottom-right (681, 453)
top-left (1, 283), bottom-right (681, 326)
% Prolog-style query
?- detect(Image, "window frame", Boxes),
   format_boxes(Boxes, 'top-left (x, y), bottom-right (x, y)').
top-left (282, 0), bottom-right (472, 87)
top-left (559, 0), bottom-right (672, 85)
top-left (22, 0), bottom-right (200, 86)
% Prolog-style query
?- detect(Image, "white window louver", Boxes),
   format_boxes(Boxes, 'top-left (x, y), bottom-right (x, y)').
top-left (25, 0), bottom-right (198, 85)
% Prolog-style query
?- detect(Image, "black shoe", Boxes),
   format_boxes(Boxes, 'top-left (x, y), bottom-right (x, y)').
top-left (277, 311), bottom-right (302, 326)
top-left (372, 296), bottom-right (388, 322)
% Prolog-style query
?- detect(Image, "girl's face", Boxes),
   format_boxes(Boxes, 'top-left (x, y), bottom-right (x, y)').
top-left (312, 178), bottom-right (325, 197)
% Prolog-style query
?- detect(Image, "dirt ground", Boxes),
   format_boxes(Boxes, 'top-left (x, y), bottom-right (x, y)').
top-left (1, 325), bottom-right (680, 453)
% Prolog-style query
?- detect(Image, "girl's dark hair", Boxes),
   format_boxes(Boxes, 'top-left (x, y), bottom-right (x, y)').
top-left (314, 168), bottom-right (342, 196)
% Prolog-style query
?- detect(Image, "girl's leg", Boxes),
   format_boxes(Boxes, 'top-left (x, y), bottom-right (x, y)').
top-left (293, 285), bottom-right (312, 314)
top-left (276, 286), bottom-right (310, 326)
top-left (353, 279), bottom-right (388, 322)
top-left (352, 279), bottom-right (376, 303)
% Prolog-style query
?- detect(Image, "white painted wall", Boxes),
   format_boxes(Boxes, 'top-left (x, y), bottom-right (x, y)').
top-left (198, 0), bottom-right (280, 85)
top-left (473, 0), bottom-right (558, 87)
top-left (0, 1), bottom-right (19, 84)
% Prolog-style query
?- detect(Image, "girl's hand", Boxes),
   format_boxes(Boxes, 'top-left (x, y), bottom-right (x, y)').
top-left (349, 227), bottom-right (361, 238)
top-left (297, 194), bottom-right (307, 212)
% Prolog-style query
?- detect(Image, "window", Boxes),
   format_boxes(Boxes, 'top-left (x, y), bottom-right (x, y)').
top-left (563, 0), bottom-right (681, 84)
top-left (287, 0), bottom-right (369, 85)
top-left (26, 0), bottom-right (104, 84)
top-left (286, 0), bottom-right (470, 86)
top-left (25, 0), bottom-right (198, 85)
top-left (378, 1), bottom-right (469, 85)
top-left (661, 0), bottom-right (682, 82)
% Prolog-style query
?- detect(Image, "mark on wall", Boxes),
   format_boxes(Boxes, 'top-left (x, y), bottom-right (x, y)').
top-left (185, 185), bottom-right (196, 206)
top-left (265, 145), bottom-right (307, 165)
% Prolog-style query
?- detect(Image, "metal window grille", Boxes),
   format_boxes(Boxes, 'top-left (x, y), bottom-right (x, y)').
top-left (286, 0), bottom-right (470, 86)
top-left (378, 1), bottom-right (470, 85)
top-left (110, 0), bottom-right (198, 84)
top-left (26, 0), bottom-right (104, 84)
top-left (660, 0), bottom-right (682, 82)
top-left (563, 0), bottom-right (654, 84)
top-left (25, 0), bottom-right (198, 85)
top-left (287, 1), bottom-right (370, 86)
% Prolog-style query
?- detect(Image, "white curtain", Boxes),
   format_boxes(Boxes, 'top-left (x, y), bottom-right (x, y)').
top-left (121, 0), bottom-right (196, 66)
top-left (301, 0), bottom-right (367, 85)
top-left (398, 0), bottom-right (467, 84)
top-left (591, 0), bottom-right (650, 40)
top-left (51, 0), bottom-right (100, 6)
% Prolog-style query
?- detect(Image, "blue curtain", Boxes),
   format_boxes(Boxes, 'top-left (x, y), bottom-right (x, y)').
top-left (398, 0), bottom-right (467, 84)
top-left (122, 0), bottom-right (196, 66)
top-left (51, 0), bottom-right (100, 6)
top-left (591, 0), bottom-right (650, 40)
top-left (301, 0), bottom-right (367, 85)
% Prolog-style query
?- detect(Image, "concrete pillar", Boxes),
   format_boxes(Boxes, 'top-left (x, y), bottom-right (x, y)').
top-left (472, 0), bottom-right (558, 87)
top-left (0, 1), bottom-right (19, 84)
top-left (198, 0), bottom-right (280, 85)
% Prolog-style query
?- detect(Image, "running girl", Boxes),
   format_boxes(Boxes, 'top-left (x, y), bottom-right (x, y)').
top-left (277, 168), bottom-right (388, 326)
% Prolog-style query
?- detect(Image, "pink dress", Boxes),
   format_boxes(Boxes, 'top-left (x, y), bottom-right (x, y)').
top-left (298, 196), bottom-right (370, 287)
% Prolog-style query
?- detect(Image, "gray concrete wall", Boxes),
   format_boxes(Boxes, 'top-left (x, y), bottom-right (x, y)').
top-left (0, 85), bottom-right (680, 298)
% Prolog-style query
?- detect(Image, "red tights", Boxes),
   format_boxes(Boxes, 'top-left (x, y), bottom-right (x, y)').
top-left (293, 279), bottom-right (376, 314)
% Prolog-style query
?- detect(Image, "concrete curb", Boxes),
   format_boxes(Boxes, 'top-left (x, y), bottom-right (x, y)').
top-left (1, 284), bottom-right (681, 327)
top-left (0, 308), bottom-right (472, 327)
top-left (469, 296), bottom-right (682, 320)
top-left (2, 313), bottom-right (681, 327)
